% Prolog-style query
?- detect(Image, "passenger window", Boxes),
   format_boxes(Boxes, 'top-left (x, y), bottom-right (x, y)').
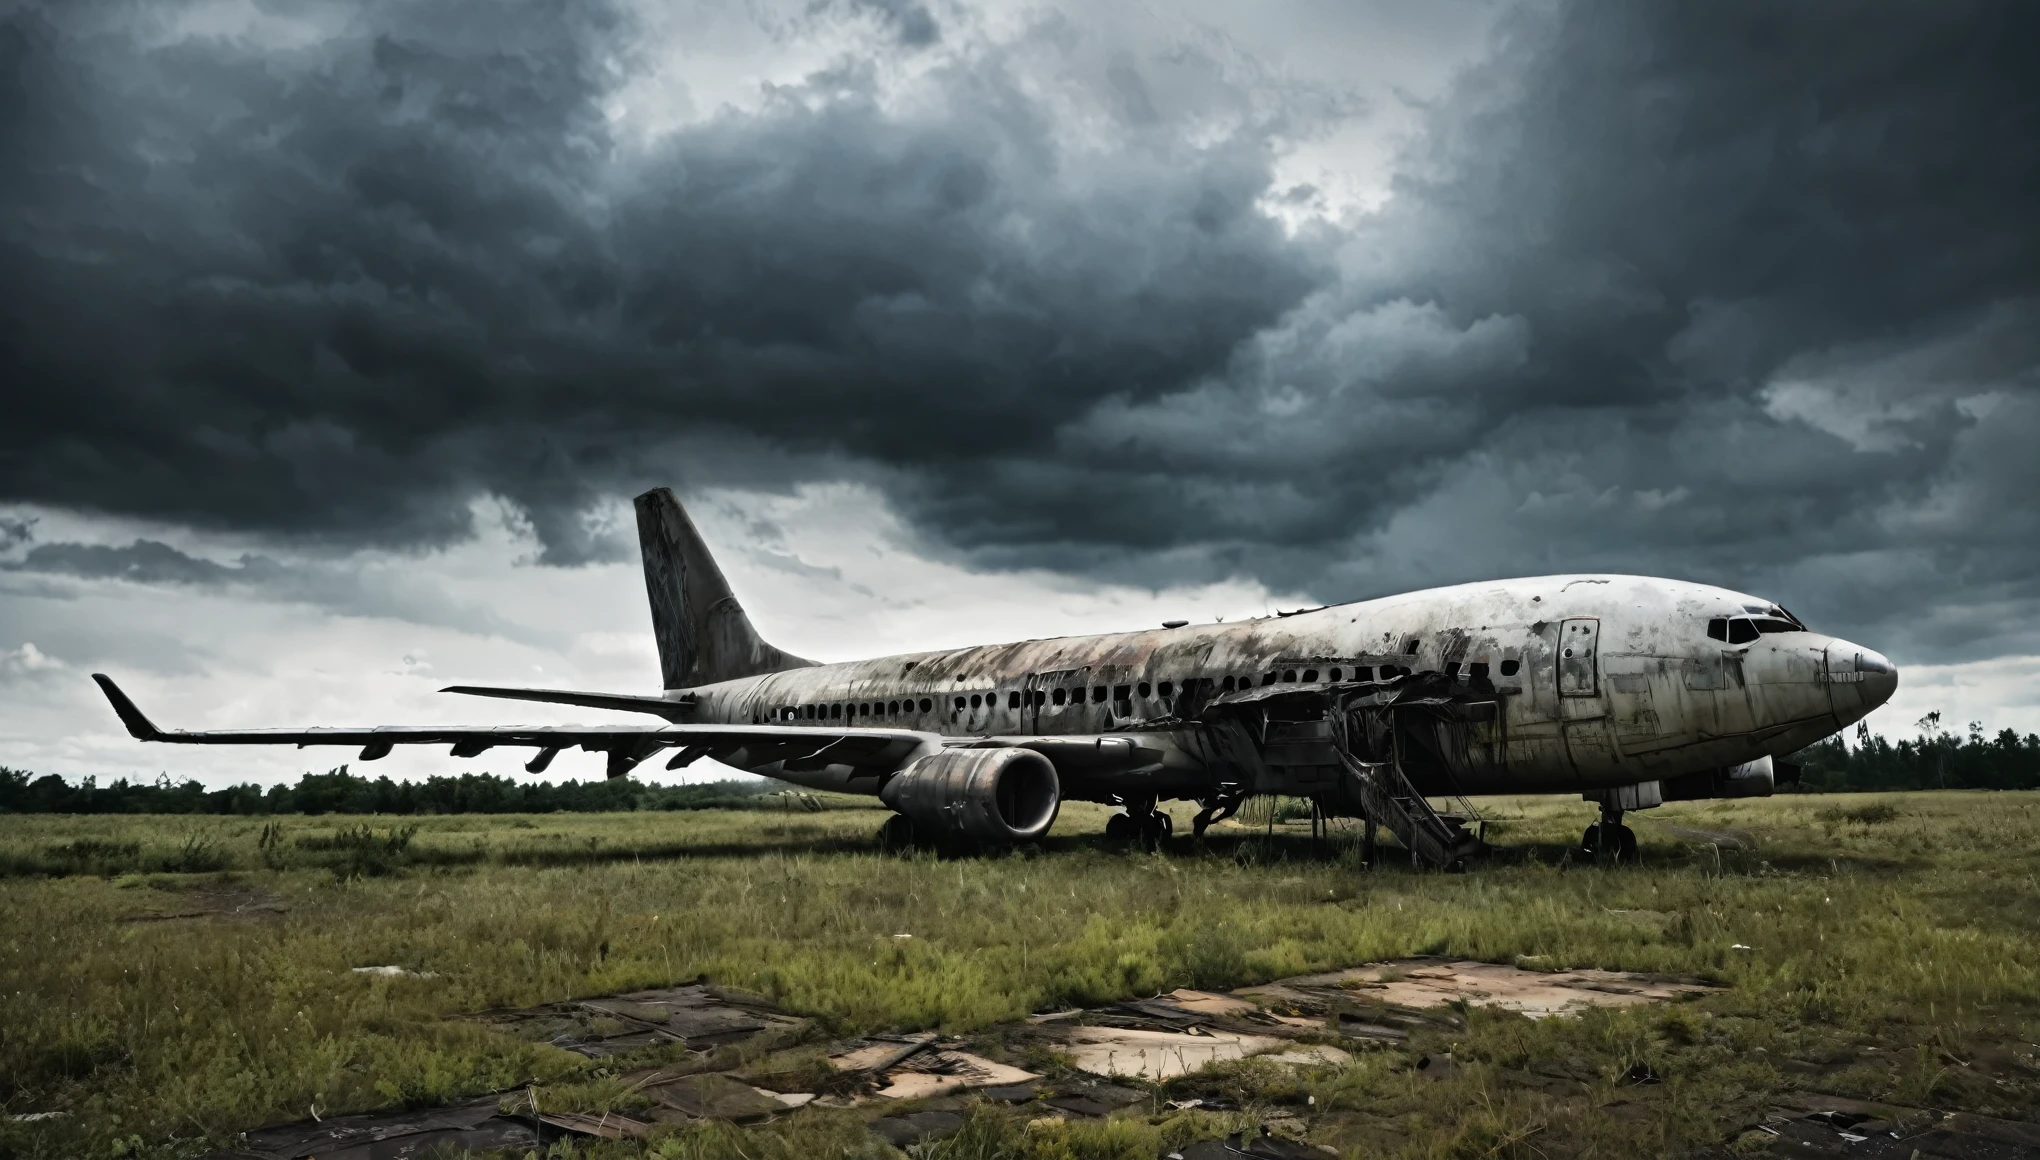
top-left (1282, 670), bottom-right (1297, 682)
top-left (1263, 673), bottom-right (1277, 686)
top-left (1220, 676), bottom-right (1235, 692)
top-left (1328, 667), bottom-right (1341, 682)
top-left (1302, 668), bottom-right (1318, 682)
top-left (889, 700), bottom-right (900, 714)
top-left (1445, 662), bottom-right (1460, 678)
top-left (831, 704), bottom-right (842, 718)
top-left (1052, 688), bottom-right (1067, 706)
top-left (1706, 618), bottom-right (1728, 641)
top-left (1470, 662), bottom-right (1489, 682)
top-left (918, 697), bottom-right (932, 712)
top-left (1727, 618), bottom-right (1759, 645)
top-left (860, 703), bottom-right (870, 716)
top-left (1157, 680), bottom-right (1174, 699)
top-left (1008, 691), bottom-right (1020, 709)
top-left (1032, 690), bottom-right (1046, 706)
top-left (970, 694), bottom-right (982, 710)
top-left (1499, 659), bottom-right (1519, 677)
top-left (955, 696), bottom-right (967, 710)
top-left (1137, 682), bottom-right (1151, 698)
top-left (1355, 666), bottom-right (1373, 682)
top-left (1406, 638), bottom-right (1421, 654)
top-left (1113, 684), bottom-right (1131, 702)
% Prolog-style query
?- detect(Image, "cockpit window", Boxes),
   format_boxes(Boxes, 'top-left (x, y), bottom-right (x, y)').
top-left (1707, 617), bottom-right (1728, 641)
top-left (1750, 618), bottom-right (1799, 635)
top-left (1725, 618), bottom-right (1760, 644)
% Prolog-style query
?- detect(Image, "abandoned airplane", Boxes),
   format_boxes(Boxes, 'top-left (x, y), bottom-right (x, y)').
top-left (94, 488), bottom-right (1896, 866)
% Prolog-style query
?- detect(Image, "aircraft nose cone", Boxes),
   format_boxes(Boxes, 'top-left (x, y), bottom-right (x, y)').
top-left (1858, 647), bottom-right (1898, 709)
top-left (1836, 642), bottom-right (1899, 710)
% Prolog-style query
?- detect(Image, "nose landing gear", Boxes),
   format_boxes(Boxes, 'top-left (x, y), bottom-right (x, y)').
top-left (1105, 797), bottom-right (1174, 849)
top-left (1581, 805), bottom-right (1638, 863)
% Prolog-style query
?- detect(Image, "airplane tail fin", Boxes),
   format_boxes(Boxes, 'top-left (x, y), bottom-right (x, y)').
top-left (633, 487), bottom-right (816, 690)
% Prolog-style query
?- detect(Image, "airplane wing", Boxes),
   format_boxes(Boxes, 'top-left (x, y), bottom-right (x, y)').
top-left (439, 684), bottom-right (696, 720)
top-left (92, 674), bottom-right (937, 779)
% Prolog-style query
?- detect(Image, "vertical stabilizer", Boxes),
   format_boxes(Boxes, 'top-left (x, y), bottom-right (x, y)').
top-left (634, 488), bottom-right (816, 690)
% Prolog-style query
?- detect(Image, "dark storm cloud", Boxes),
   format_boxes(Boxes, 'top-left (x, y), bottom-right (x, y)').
top-left (0, 0), bottom-right (1320, 564)
top-left (3, 0), bottom-right (2037, 663)
top-left (4, 536), bottom-right (558, 645)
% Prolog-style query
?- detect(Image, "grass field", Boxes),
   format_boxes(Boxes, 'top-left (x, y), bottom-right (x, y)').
top-left (4, 792), bottom-right (2040, 1159)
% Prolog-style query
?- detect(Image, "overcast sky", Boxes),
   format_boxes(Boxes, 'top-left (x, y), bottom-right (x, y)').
top-left (4, 0), bottom-right (2037, 787)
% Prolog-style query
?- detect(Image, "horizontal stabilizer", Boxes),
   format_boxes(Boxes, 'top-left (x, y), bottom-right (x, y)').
top-left (441, 684), bottom-right (696, 721)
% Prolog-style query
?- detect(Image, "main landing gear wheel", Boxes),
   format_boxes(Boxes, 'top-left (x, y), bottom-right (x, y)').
top-left (1106, 801), bottom-right (1173, 849)
top-left (878, 813), bottom-right (920, 852)
top-left (1580, 821), bottom-right (1637, 863)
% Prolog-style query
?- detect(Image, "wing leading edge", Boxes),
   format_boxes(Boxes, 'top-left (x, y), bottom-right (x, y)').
top-left (91, 674), bottom-right (937, 779)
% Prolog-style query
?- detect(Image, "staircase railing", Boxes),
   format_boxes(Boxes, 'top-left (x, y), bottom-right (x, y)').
top-left (1331, 750), bottom-right (1481, 870)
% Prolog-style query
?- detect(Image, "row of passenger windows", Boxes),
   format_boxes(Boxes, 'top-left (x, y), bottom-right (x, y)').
top-left (1705, 616), bottom-right (1800, 644)
top-left (768, 660), bottom-right (1518, 724)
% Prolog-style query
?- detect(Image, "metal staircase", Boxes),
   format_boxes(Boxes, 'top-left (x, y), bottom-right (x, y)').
top-left (1332, 752), bottom-right (1485, 870)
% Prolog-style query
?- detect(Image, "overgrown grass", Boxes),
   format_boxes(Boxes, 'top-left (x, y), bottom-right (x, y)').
top-left (3, 793), bottom-right (2040, 1158)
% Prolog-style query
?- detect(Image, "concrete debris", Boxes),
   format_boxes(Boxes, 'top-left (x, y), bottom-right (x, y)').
top-left (478, 981), bottom-right (800, 1058)
top-left (1257, 1045), bottom-right (1353, 1068)
top-left (207, 1095), bottom-right (538, 1160)
top-left (1694, 1092), bottom-right (2040, 1159)
top-left (1260, 958), bottom-right (1720, 1018)
top-left (876, 1050), bottom-right (1040, 1099)
top-left (1059, 1026), bottom-right (1286, 1081)
top-left (650, 1073), bottom-right (788, 1122)
top-left (208, 955), bottom-right (1724, 1158)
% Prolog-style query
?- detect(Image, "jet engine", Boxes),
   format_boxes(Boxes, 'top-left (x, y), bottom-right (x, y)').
top-left (879, 747), bottom-right (1060, 844)
top-left (1662, 755), bottom-right (1777, 801)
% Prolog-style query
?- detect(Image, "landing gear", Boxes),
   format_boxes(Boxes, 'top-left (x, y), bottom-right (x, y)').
top-left (1191, 793), bottom-right (1245, 838)
top-left (878, 813), bottom-right (921, 852)
top-left (1580, 808), bottom-right (1637, 863)
top-left (1106, 798), bottom-right (1173, 849)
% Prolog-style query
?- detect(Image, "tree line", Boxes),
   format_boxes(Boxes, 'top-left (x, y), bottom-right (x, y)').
top-left (0, 765), bottom-right (783, 815)
top-left (1792, 717), bottom-right (2040, 792)
top-left (6, 717), bottom-right (2040, 812)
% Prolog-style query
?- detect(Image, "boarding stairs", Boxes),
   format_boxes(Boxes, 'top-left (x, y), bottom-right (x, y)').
top-left (1260, 718), bottom-right (1484, 870)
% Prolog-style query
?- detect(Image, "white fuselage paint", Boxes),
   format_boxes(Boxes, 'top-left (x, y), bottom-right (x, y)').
top-left (674, 576), bottom-right (1897, 800)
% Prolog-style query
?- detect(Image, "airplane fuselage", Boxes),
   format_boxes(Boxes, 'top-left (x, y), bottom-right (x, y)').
top-left (678, 575), bottom-right (1897, 803)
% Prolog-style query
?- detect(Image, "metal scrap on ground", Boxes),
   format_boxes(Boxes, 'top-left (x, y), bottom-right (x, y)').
top-left (206, 958), bottom-right (1721, 1158)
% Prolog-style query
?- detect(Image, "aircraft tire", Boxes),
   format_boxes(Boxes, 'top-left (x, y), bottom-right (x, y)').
top-left (879, 813), bottom-right (919, 852)
top-left (1105, 813), bottom-right (1134, 841)
top-left (1580, 822), bottom-right (1638, 863)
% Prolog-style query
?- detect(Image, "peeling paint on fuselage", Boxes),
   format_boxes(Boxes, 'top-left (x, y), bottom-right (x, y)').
top-left (677, 576), bottom-right (1896, 801)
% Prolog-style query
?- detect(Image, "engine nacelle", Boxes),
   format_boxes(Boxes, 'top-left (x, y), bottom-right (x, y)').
top-left (1662, 755), bottom-right (1777, 802)
top-left (880, 747), bottom-right (1060, 844)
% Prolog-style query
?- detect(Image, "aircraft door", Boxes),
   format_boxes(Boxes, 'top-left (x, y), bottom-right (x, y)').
top-left (1558, 619), bottom-right (1601, 696)
top-left (1556, 618), bottom-right (1617, 776)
